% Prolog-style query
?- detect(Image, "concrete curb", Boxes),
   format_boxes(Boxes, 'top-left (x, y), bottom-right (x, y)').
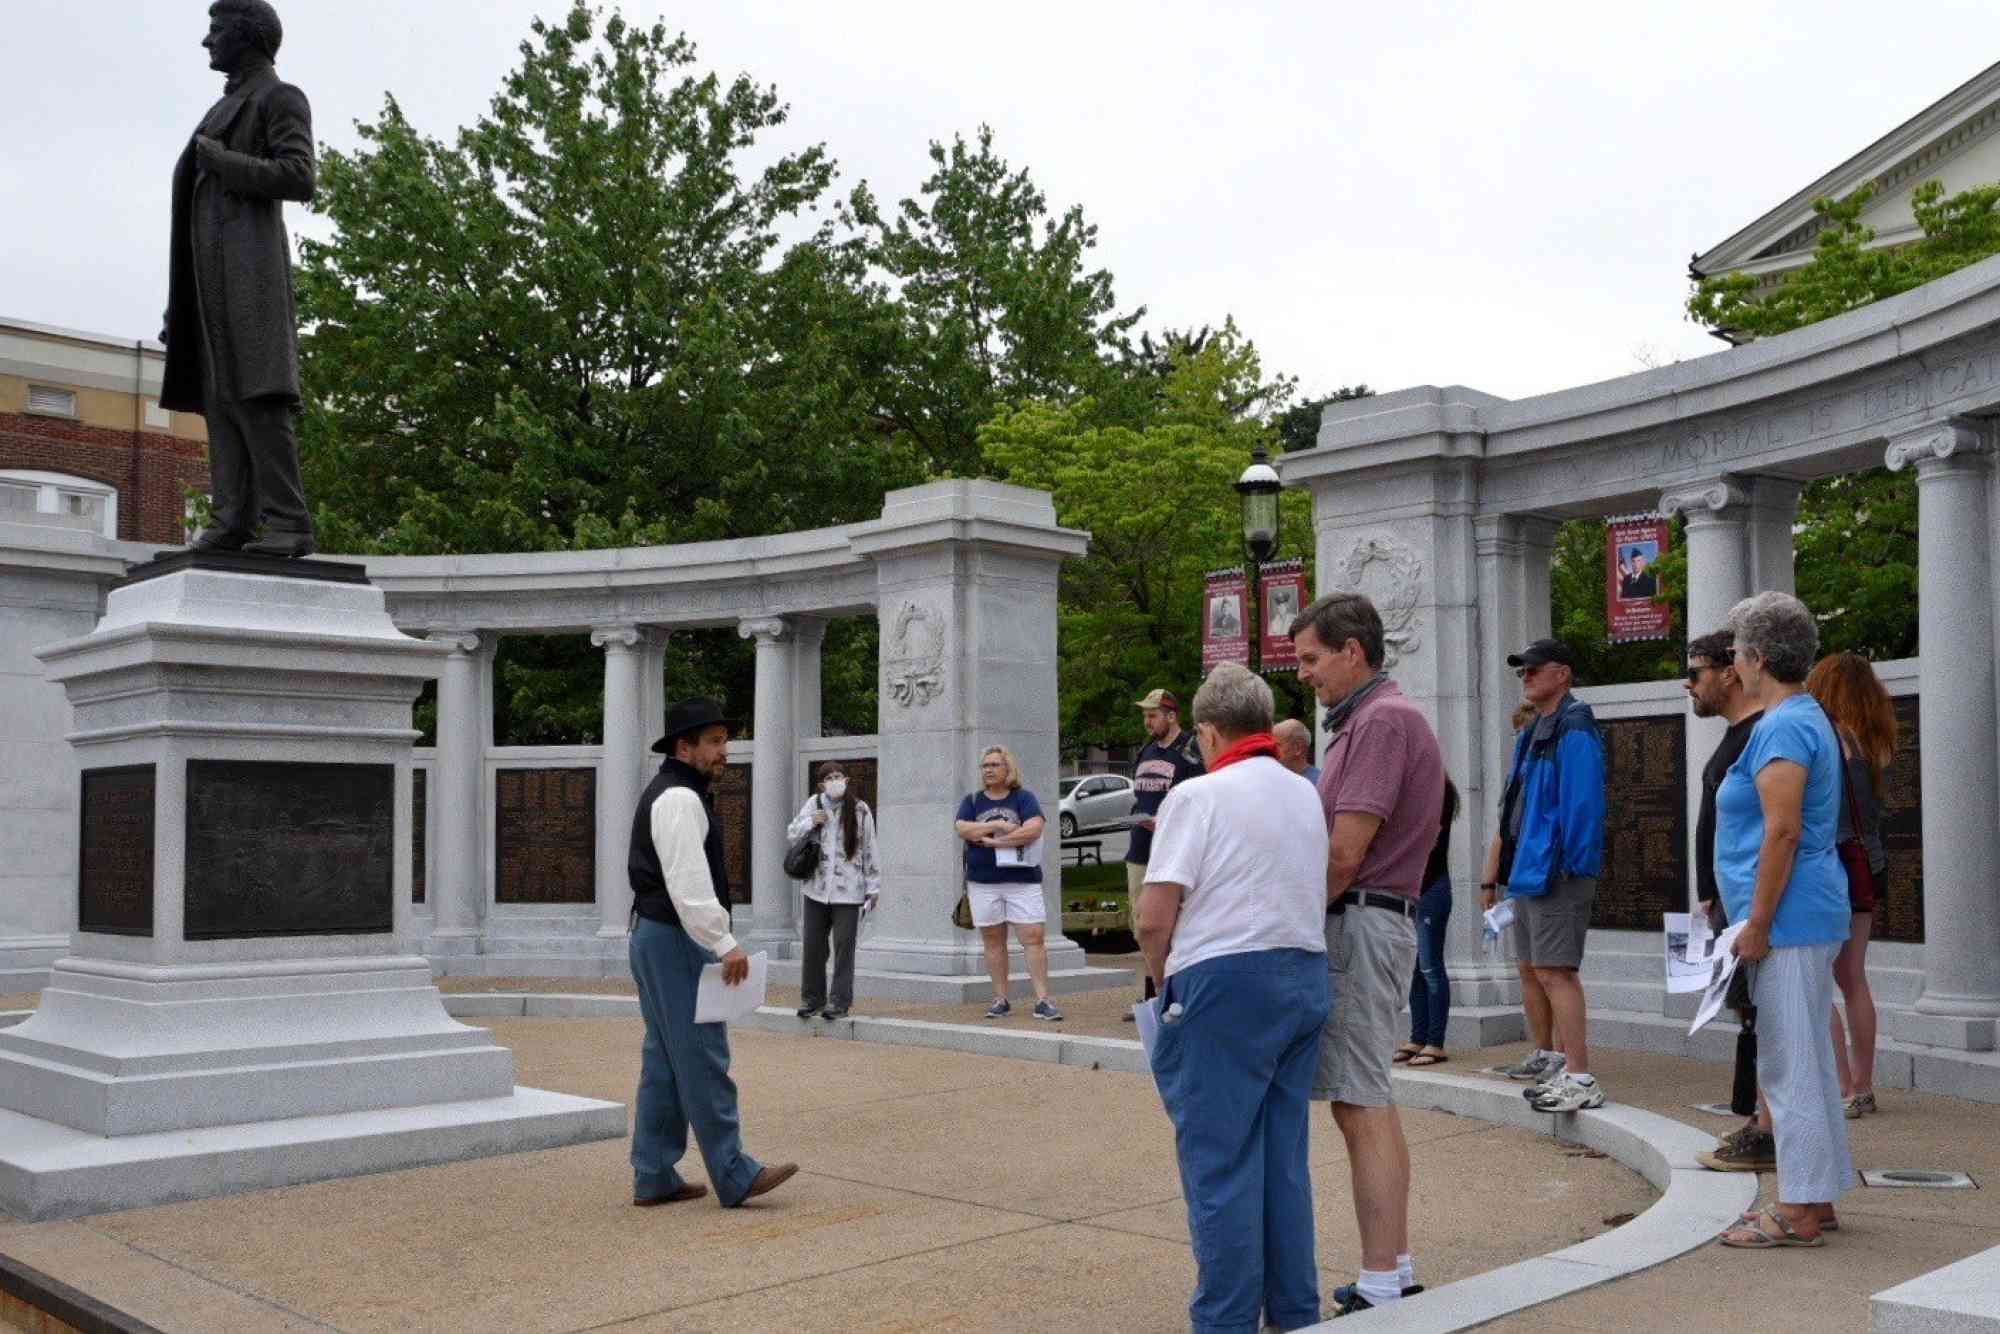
top-left (444, 994), bottom-right (1753, 1330)
top-left (1869, 1242), bottom-right (2000, 1333)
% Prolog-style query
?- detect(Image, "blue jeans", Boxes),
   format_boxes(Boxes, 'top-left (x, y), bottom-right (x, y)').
top-left (629, 916), bottom-right (763, 1205)
top-left (1152, 948), bottom-right (1330, 1334)
top-left (1408, 874), bottom-right (1452, 1047)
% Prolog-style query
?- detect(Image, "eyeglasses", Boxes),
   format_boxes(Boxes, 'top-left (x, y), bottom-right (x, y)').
top-left (1513, 663), bottom-right (1548, 680)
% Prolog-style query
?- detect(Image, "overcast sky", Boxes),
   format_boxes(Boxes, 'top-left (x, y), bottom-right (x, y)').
top-left (8, 2), bottom-right (1998, 403)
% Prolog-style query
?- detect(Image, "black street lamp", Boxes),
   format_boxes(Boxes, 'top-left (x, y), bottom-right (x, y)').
top-left (1235, 444), bottom-right (1282, 672)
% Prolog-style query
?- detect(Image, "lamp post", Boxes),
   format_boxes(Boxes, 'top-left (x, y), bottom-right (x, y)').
top-left (1236, 444), bottom-right (1282, 673)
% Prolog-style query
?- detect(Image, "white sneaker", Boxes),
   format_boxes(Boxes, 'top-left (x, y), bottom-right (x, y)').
top-left (1519, 1052), bottom-right (1567, 1100)
top-left (1529, 1072), bottom-right (1605, 1114)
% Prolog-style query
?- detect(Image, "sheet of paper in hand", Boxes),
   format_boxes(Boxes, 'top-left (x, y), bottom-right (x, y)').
top-left (694, 951), bottom-right (769, 1023)
top-left (1664, 911), bottom-right (1724, 994)
top-left (1688, 924), bottom-right (1747, 1035)
top-left (995, 841), bottom-right (1043, 868)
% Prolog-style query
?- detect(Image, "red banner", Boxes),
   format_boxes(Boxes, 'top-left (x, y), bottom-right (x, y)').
top-left (1606, 516), bottom-right (1671, 643)
top-left (1258, 558), bottom-right (1308, 672)
top-left (1201, 567), bottom-right (1248, 672)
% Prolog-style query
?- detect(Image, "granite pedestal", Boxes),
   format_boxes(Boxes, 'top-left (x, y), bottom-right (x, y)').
top-left (0, 554), bottom-right (623, 1221)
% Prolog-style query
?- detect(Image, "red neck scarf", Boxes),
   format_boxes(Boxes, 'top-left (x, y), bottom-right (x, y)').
top-left (1207, 731), bottom-right (1279, 772)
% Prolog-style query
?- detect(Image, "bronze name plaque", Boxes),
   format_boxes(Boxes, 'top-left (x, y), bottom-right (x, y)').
top-left (412, 767), bottom-right (428, 905)
top-left (1591, 714), bottom-right (1687, 931)
top-left (1873, 695), bottom-right (1925, 944)
top-left (713, 762), bottom-right (752, 904)
top-left (494, 767), bottom-right (596, 904)
top-left (79, 765), bottom-right (156, 936)
top-left (185, 760), bottom-right (394, 939)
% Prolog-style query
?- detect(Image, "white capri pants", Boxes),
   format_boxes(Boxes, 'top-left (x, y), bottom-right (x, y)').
top-left (1753, 941), bottom-right (1857, 1204)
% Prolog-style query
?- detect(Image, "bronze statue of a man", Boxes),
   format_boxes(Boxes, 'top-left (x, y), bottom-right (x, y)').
top-left (159, 0), bottom-right (316, 558)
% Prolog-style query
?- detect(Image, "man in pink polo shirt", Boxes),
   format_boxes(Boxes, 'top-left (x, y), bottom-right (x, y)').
top-left (1290, 591), bottom-right (1446, 1316)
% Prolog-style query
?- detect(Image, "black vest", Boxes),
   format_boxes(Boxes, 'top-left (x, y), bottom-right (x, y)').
top-left (629, 757), bottom-right (732, 929)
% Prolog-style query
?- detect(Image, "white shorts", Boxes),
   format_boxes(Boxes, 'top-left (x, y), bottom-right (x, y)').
top-left (969, 881), bottom-right (1046, 927)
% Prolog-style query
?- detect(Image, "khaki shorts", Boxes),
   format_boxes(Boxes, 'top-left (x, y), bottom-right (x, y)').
top-left (1312, 902), bottom-right (1417, 1107)
top-left (1510, 875), bottom-right (1596, 969)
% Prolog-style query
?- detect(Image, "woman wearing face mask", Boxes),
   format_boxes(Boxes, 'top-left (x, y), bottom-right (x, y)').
top-left (785, 763), bottom-right (881, 1019)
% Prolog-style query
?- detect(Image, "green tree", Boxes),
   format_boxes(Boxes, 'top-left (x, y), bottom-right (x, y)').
top-left (980, 324), bottom-right (1312, 752)
top-left (1683, 178), bottom-right (2000, 662)
top-left (844, 126), bottom-right (1144, 476)
top-left (1273, 386), bottom-right (1373, 454)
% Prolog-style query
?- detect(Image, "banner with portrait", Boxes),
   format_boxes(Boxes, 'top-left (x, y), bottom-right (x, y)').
top-left (1606, 515), bottom-right (1671, 643)
top-left (1201, 567), bottom-right (1248, 672)
top-left (1258, 558), bottom-right (1308, 672)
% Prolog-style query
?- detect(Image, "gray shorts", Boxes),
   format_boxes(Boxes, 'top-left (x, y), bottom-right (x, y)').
top-left (1510, 876), bottom-right (1596, 969)
top-left (1312, 901), bottom-right (1418, 1107)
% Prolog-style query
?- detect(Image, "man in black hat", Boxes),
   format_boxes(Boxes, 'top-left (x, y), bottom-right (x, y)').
top-left (626, 697), bottom-right (797, 1208)
top-left (1479, 638), bottom-right (1608, 1114)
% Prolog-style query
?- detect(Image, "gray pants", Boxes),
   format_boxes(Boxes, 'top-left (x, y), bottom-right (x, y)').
top-left (1755, 941), bottom-right (1856, 1203)
top-left (800, 897), bottom-right (861, 1012)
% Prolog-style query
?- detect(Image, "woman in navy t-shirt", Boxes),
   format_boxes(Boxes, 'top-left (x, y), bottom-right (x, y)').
top-left (953, 746), bottom-right (1062, 1022)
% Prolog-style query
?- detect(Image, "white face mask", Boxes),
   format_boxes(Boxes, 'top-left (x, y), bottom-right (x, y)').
top-left (824, 779), bottom-right (847, 801)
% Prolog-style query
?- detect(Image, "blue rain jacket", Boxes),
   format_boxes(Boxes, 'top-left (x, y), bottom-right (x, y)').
top-left (1499, 693), bottom-right (1606, 897)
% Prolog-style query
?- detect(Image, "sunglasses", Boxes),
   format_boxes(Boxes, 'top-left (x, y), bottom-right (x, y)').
top-left (1513, 662), bottom-right (1553, 680)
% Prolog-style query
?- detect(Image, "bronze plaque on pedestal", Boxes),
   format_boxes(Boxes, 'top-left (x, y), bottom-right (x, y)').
top-left (185, 760), bottom-right (395, 939)
top-left (412, 767), bottom-right (428, 905)
top-left (494, 767), bottom-right (596, 904)
top-left (713, 762), bottom-right (752, 904)
top-left (1874, 695), bottom-right (1925, 944)
top-left (1591, 714), bottom-right (1687, 931)
top-left (79, 765), bottom-right (156, 936)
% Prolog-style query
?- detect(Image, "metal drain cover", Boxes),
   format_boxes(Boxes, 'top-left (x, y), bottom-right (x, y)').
top-left (1862, 1169), bottom-right (1977, 1189)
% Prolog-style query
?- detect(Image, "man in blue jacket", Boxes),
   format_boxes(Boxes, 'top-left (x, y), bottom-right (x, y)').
top-left (1479, 639), bottom-right (1608, 1113)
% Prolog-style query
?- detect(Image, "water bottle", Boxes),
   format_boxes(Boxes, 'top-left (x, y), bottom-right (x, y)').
top-left (1162, 1002), bottom-right (1185, 1025)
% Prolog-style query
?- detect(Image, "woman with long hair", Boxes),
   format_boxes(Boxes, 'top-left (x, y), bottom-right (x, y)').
top-left (785, 762), bottom-right (880, 1020)
top-left (1804, 651), bottom-right (1896, 1118)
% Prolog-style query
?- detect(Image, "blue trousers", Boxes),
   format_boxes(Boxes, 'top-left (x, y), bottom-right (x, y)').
top-left (1152, 948), bottom-right (1330, 1334)
top-left (1408, 874), bottom-right (1452, 1047)
top-left (629, 916), bottom-right (763, 1205)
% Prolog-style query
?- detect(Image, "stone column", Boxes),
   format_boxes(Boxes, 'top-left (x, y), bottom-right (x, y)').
top-left (1465, 513), bottom-right (1556, 1013)
top-left (1662, 477), bottom-right (1752, 915)
top-left (849, 481), bottom-right (1095, 990)
top-left (430, 631), bottom-right (490, 955)
top-left (738, 616), bottom-right (799, 958)
top-left (637, 629), bottom-right (669, 751)
top-left (791, 618), bottom-right (826, 753)
top-left (1885, 423), bottom-right (2000, 1049)
top-left (591, 625), bottom-right (661, 940)
top-left (1744, 477), bottom-right (1803, 596)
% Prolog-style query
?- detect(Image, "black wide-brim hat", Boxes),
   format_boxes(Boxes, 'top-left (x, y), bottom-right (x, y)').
top-left (651, 696), bottom-right (736, 753)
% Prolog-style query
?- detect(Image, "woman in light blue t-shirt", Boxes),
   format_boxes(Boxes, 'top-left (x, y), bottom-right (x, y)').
top-left (1714, 593), bottom-right (1856, 1251)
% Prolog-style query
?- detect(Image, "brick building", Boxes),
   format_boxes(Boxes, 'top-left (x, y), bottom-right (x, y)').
top-left (0, 317), bottom-right (209, 545)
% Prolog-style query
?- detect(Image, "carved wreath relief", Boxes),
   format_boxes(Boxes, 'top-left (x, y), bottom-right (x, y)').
top-left (884, 600), bottom-right (946, 708)
top-left (1334, 534), bottom-right (1423, 668)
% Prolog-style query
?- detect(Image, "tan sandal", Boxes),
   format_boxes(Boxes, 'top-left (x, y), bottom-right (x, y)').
top-left (1392, 1043), bottom-right (1422, 1064)
top-left (1738, 1207), bottom-right (1836, 1232)
top-left (1719, 1207), bottom-right (1824, 1248)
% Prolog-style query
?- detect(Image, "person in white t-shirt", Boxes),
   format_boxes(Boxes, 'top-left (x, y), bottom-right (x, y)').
top-left (1135, 662), bottom-right (1332, 1332)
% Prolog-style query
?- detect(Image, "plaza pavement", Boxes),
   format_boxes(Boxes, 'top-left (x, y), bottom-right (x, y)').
top-left (3, 968), bottom-right (1996, 1332)
top-left (0, 1009), bottom-right (1649, 1333)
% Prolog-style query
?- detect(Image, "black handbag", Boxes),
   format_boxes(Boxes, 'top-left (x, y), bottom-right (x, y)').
top-left (783, 799), bottom-right (823, 881)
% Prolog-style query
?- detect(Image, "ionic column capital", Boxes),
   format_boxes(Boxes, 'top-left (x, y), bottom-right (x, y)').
top-left (1659, 476), bottom-right (1748, 519)
top-left (1886, 422), bottom-right (1990, 473)
top-left (590, 623), bottom-right (641, 651)
top-left (738, 616), bottom-right (789, 643)
top-left (431, 630), bottom-right (483, 656)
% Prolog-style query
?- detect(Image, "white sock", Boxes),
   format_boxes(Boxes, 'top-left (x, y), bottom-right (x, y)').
top-left (1358, 1268), bottom-right (1404, 1305)
top-left (1397, 1253), bottom-right (1415, 1288)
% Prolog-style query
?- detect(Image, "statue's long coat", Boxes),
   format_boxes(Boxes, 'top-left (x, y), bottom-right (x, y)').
top-left (160, 65), bottom-right (315, 412)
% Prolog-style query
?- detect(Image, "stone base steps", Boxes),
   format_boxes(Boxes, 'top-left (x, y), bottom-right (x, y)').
top-left (435, 953), bottom-right (634, 981)
top-left (1870, 1242), bottom-right (2000, 1332)
top-left (766, 959), bottom-right (1134, 1004)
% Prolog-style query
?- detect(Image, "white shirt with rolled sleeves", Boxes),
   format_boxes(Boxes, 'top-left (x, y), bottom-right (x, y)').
top-left (1142, 755), bottom-right (1329, 978)
top-left (650, 786), bottom-right (738, 956)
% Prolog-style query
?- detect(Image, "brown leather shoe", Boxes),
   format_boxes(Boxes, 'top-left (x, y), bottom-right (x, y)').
top-left (242, 530), bottom-right (317, 559)
top-left (633, 1183), bottom-right (709, 1207)
top-left (741, 1163), bottom-right (798, 1201)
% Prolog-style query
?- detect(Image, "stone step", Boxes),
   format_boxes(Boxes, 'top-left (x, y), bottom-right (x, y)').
top-left (437, 954), bottom-right (632, 981)
top-left (767, 960), bottom-right (1133, 1005)
top-left (1871, 1241), bottom-right (2000, 1332)
top-left (476, 935), bottom-right (620, 957)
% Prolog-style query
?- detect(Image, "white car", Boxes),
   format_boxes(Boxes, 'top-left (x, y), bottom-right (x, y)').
top-left (1057, 773), bottom-right (1135, 840)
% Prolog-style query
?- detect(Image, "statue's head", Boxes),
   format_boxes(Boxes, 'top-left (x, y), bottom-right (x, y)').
top-left (204, 0), bottom-right (283, 72)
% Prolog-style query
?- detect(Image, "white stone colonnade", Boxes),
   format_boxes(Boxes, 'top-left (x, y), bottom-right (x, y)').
top-left (1281, 255), bottom-right (2000, 1075)
top-left (0, 481), bottom-right (1126, 1003)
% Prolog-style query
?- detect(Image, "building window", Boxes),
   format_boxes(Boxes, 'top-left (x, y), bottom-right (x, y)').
top-left (0, 469), bottom-right (119, 539)
top-left (25, 385), bottom-right (78, 418)
top-left (144, 399), bottom-right (174, 430)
